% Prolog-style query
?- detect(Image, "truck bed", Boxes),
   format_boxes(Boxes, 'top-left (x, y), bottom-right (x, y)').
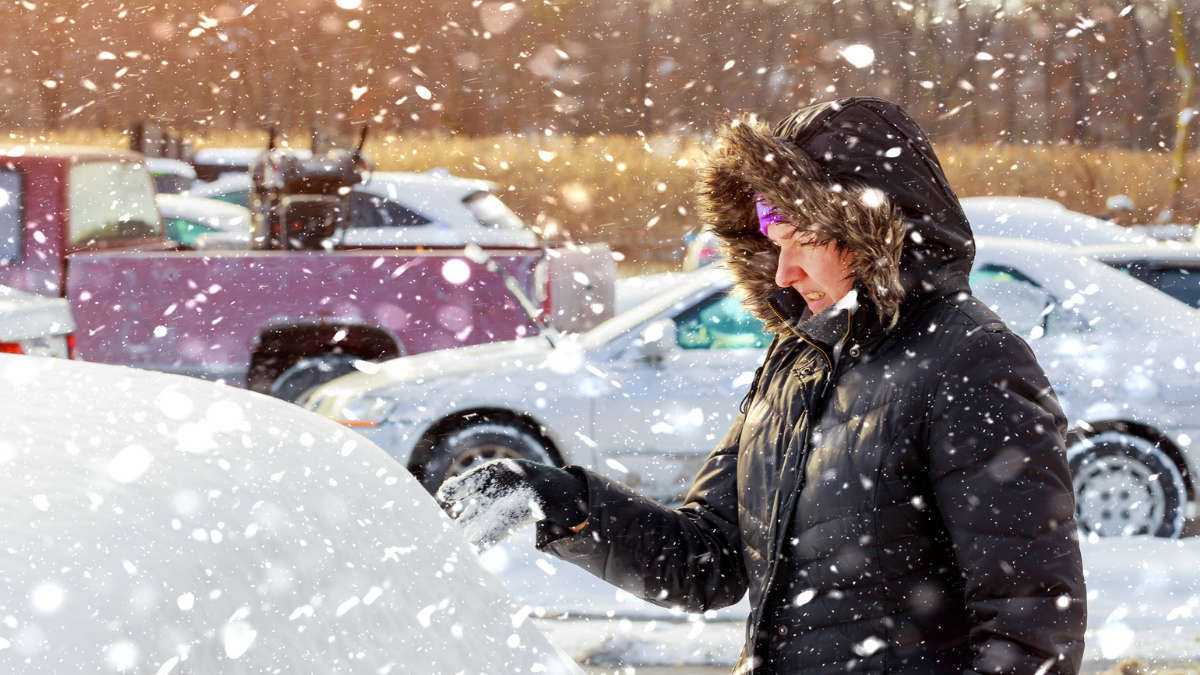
top-left (67, 246), bottom-right (613, 386)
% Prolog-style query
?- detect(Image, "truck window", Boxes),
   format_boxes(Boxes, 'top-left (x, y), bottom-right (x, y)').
top-left (68, 161), bottom-right (162, 247)
top-left (463, 191), bottom-right (526, 231)
top-left (0, 169), bottom-right (22, 263)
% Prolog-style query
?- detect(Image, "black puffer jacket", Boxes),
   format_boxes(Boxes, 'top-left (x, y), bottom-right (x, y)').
top-left (539, 98), bottom-right (1086, 673)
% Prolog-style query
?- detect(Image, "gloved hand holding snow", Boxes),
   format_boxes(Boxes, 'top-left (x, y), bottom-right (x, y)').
top-left (436, 458), bottom-right (588, 550)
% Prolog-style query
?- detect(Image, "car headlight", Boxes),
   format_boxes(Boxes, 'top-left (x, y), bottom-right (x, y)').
top-left (333, 395), bottom-right (398, 427)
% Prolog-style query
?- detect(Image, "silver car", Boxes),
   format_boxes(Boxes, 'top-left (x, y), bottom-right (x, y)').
top-left (306, 238), bottom-right (1200, 537)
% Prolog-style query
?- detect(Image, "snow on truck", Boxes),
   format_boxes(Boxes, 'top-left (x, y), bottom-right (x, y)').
top-left (0, 142), bottom-right (615, 400)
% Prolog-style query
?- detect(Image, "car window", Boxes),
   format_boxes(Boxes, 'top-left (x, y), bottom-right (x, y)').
top-left (970, 265), bottom-right (1074, 338)
top-left (209, 189), bottom-right (250, 208)
top-left (349, 192), bottom-right (386, 229)
top-left (0, 169), bottom-right (23, 263)
top-left (349, 193), bottom-right (433, 228)
top-left (382, 200), bottom-right (433, 227)
top-left (68, 161), bottom-right (162, 246)
top-left (1116, 263), bottom-right (1200, 309)
top-left (164, 217), bottom-right (216, 247)
top-left (463, 191), bottom-right (526, 231)
top-left (152, 174), bottom-right (193, 194)
top-left (674, 290), bottom-right (771, 350)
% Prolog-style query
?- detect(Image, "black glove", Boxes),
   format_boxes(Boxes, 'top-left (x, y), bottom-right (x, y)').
top-left (436, 458), bottom-right (588, 550)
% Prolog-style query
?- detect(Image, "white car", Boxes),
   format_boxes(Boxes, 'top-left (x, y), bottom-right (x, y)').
top-left (306, 238), bottom-right (1200, 538)
top-left (0, 285), bottom-right (73, 357)
top-left (0, 355), bottom-right (578, 674)
top-left (187, 170), bottom-right (539, 249)
top-left (959, 196), bottom-right (1149, 246)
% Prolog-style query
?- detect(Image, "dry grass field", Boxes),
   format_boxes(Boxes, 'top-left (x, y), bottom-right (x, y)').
top-left (9, 128), bottom-right (1198, 274)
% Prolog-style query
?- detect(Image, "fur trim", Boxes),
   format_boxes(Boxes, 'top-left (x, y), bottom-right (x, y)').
top-left (697, 115), bottom-right (906, 334)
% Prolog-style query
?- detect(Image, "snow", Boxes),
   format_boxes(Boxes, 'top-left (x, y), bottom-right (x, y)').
top-left (0, 355), bottom-right (578, 674)
top-left (484, 527), bottom-right (1200, 669)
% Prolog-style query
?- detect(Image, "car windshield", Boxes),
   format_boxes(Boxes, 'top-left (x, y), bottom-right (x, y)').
top-left (463, 191), bottom-right (527, 231)
top-left (579, 272), bottom-right (724, 350)
top-left (68, 161), bottom-right (163, 246)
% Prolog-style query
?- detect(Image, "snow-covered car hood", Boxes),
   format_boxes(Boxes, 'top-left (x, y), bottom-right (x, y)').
top-left (0, 285), bottom-right (74, 341)
top-left (305, 335), bottom-right (571, 416)
top-left (0, 355), bottom-right (579, 674)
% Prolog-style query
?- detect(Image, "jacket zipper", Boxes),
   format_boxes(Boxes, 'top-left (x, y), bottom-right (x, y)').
top-left (746, 310), bottom-right (851, 668)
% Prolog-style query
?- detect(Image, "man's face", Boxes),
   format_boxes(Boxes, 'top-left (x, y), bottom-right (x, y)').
top-left (767, 221), bottom-right (856, 316)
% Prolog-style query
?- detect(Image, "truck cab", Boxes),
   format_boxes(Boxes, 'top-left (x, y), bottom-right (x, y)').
top-left (0, 147), bottom-right (169, 298)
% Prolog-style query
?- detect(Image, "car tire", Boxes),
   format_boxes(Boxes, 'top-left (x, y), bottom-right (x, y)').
top-left (1067, 430), bottom-right (1188, 538)
top-left (420, 421), bottom-right (554, 494)
top-left (268, 353), bottom-right (361, 403)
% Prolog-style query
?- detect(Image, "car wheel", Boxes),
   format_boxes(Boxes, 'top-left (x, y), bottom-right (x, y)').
top-left (268, 353), bottom-right (361, 403)
top-left (1068, 430), bottom-right (1188, 538)
top-left (420, 421), bottom-right (554, 494)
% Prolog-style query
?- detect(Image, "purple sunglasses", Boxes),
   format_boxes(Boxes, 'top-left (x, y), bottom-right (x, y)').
top-left (755, 194), bottom-right (787, 236)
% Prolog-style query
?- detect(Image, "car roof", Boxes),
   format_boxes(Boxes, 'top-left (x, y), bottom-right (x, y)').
top-left (144, 156), bottom-right (197, 178)
top-left (1076, 241), bottom-right (1200, 262)
top-left (961, 196), bottom-right (1146, 246)
top-left (155, 193), bottom-right (252, 222)
top-left (187, 170), bottom-right (503, 228)
top-left (191, 146), bottom-right (295, 165)
top-left (959, 195), bottom-right (1067, 211)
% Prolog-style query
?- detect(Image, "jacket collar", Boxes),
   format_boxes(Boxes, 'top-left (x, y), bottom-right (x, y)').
top-left (766, 280), bottom-right (898, 367)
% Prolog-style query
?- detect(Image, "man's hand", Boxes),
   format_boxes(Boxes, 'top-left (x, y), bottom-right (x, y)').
top-left (436, 458), bottom-right (588, 550)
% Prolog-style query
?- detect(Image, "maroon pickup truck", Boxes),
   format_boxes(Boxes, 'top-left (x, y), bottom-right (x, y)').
top-left (0, 146), bottom-right (614, 399)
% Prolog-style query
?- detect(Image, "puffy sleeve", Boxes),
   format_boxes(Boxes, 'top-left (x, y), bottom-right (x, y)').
top-left (535, 413), bottom-right (749, 613)
top-left (927, 327), bottom-right (1087, 673)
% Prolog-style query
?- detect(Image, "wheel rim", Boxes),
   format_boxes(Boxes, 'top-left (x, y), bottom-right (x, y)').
top-left (1075, 454), bottom-right (1165, 536)
top-left (447, 443), bottom-right (525, 480)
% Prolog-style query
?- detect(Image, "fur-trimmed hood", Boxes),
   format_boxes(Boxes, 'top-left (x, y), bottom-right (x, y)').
top-left (697, 97), bottom-right (974, 338)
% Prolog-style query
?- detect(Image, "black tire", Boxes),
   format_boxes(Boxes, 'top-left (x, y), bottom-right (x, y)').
top-left (1067, 430), bottom-right (1187, 538)
top-left (419, 421), bottom-right (554, 494)
top-left (268, 353), bottom-right (361, 403)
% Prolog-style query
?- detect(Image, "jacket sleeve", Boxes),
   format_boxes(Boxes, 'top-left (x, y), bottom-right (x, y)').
top-left (535, 414), bottom-right (749, 613)
top-left (927, 327), bottom-right (1087, 674)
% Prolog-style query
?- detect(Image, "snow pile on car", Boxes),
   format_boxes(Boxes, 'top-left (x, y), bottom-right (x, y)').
top-left (0, 355), bottom-right (578, 674)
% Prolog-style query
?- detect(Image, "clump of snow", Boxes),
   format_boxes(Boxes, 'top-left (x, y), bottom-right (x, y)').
top-left (0, 355), bottom-right (578, 674)
top-left (439, 460), bottom-right (544, 549)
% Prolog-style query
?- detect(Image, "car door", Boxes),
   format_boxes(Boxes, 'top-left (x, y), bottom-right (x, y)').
top-left (591, 289), bottom-right (771, 501)
top-left (969, 264), bottom-right (1098, 420)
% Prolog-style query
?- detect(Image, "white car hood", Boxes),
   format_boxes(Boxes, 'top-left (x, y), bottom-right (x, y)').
top-left (308, 334), bottom-right (570, 410)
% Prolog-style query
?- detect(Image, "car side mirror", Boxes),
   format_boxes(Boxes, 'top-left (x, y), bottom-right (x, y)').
top-left (637, 318), bottom-right (677, 366)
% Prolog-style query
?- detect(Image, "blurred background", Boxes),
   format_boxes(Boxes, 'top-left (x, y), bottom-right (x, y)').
top-left (8, 0), bottom-right (1200, 268)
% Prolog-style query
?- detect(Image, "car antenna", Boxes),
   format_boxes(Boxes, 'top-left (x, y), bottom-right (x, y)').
top-left (267, 126), bottom-right (277, 152)
top-left (462, 243), bottom-right (559, 349)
